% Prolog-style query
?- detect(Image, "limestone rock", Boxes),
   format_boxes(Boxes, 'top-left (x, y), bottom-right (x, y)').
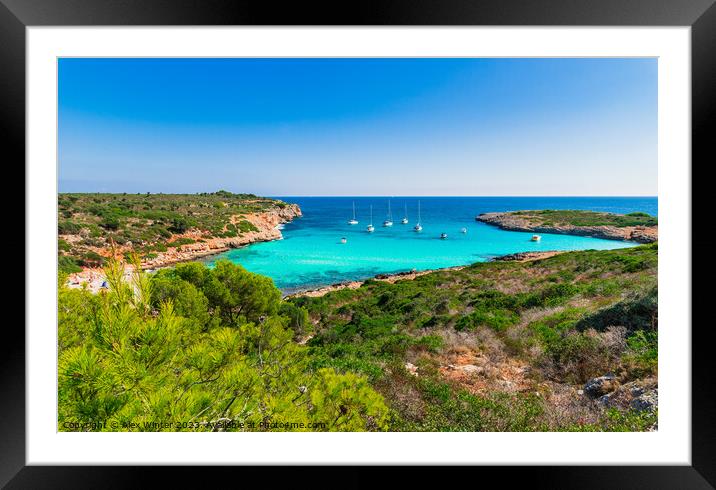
top-left (584, 375), bottom-right (619, 398)
top-left (405, 363), bottom-right (418, 376)
top-left (631, 387), bottom-right (658, 412)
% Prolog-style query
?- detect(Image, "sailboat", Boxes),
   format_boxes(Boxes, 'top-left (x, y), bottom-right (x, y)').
top-left (413, 201), bottom-right (423, 232)
top-left (383, 200), bottom-right (393, 227)
top-left (401, 203), bottom-right (408, 224)
top-left (348, 201), bottom-right (359, 225)
top-left (367, 205), bottom-right (375, 233)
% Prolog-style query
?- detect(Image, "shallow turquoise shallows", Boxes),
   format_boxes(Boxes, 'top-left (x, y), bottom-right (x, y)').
top-left (206, 197), bottom-right (657, 293)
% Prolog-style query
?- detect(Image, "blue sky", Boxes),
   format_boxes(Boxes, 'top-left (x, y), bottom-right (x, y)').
top-left (58, 58), bottom-right (657, 196)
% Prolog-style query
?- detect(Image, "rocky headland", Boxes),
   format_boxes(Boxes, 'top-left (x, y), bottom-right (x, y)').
top-left (140, 203), bottom-right (301, 269)
top-left (65, 203), bottom-right (301, 291)
top-left (478, 210), bottom-right (658, 243)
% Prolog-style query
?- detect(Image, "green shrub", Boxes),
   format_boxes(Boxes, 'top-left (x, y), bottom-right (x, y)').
top-left (562, 408), bottom-right (657, 432)
top-left (395, 379), bottom-right (546, 432)
top-left (412, 334), bottom-right (444, 353)
top-left (455, 307), bottom-right (519, 332)
top-left (576, 287), bottom-right (657, 333)
top-left (546, 331), bottom-right (605, 382)
top-left (615, 255), bottom-right (650, 272)
top-left (143, 243), bottom-right (168, 253)
top-left (624, 330), bottom-right (658, 376)
top-left (418, 314), bottom-right (451, 329)
top-left (100, 214), bottom-right (120, 230)
top-left (602, 408), bottom-right (657, 431)
top-left (58, 255), bottom-right (82, 274)
top-left (58, 239), bottom-right (72, 252)
top-left (168, 237), bottom-right (196, 247)
top-left (279, 302), bottom-right (311, 338)
top-left (520, 283), bottom-right (580, 309)
top-left (582, 278), bottom-right (621, 297)
top-left (238, 220), bottom-right (259, 233)
top-left (58, 220), bottom-right (82, 235)
top-left (168, 216), bottom-right (191, 233)
top-left (469, 289), bottom-right (520, 310)
top-left (529, 308), bottom-right (586, 348)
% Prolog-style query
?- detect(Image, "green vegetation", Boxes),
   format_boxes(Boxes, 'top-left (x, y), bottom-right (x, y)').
top-left (58, 255), bottom-right (82, 274)
top-left (167, 237), bottom-right (196, 248)
top-left (57, 191), bottom-right (291, 270)
top-left (58, 257), bottom-right (388, 431)
top-left (59, 243), bottom-right (657, 432)
top-left (291, 244), bottom-right (658, 431)
top-left (512, 209), bottom-right (657, 227)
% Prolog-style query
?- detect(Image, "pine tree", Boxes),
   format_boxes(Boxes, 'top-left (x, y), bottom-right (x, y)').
top-left (58, 257), bottom-right (388, 431)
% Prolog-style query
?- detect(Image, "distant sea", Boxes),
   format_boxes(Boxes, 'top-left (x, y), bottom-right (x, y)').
top-left (206, 197), bottom-right (657, 293)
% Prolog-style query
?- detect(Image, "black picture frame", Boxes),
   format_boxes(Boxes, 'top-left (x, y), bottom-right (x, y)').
top-left (5, 0), bottom-right (713, 487)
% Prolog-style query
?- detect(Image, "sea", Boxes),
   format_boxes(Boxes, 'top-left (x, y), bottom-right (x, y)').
top-left (205, 197), bottom-right (657, 294)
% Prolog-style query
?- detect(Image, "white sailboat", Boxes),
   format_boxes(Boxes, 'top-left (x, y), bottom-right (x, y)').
top-left (367, 205), bottom-right (375, 233)
top-left (413, 201), bottom-right (423, 232)
top-left (383, 200), bottom-right (393, 227)
top-left (348, 201), bottom-right (359, 225)
top-left (401, 203), bottom-right (408, 224)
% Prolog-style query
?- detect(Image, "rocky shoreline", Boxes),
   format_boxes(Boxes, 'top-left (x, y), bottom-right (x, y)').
top-left (284, 266), bottom-right (467, 299)
top-left (140, 203), bottom-right (302, 269)
top-left (66, 203), bottom-right (302, 291)
top-left (491, 250), bottom-right (566, 262)
top-left (478, 211), bottom-right (658, 243)
top-left (285, 250), bottom-right (564, 299)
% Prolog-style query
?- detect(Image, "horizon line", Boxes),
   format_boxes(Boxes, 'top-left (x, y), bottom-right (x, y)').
top-left (269, 195), bottom-right (658, 198)
top-left (57, 191), bottom-right (658, 198)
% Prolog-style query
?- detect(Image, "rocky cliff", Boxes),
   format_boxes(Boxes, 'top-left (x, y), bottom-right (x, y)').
top-left (141, 203), bottom-right (302, 268)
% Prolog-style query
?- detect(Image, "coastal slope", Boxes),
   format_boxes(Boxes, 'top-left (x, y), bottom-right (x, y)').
top-left (291, 244), bottom-right (659, 431)
top-left (478, 210), bottom-right (657, 243)
top-left (58, 190), bottom-right (301, 276)
top-left (140, 203), bottom-right (301, 269)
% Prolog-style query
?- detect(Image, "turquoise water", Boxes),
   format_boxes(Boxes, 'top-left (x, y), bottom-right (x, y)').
top-left (207, 197), bottom-right (657, 293)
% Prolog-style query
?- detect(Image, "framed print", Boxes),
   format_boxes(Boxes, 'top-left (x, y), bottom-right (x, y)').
top-left (5, 0), bottom-right (714, 487)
